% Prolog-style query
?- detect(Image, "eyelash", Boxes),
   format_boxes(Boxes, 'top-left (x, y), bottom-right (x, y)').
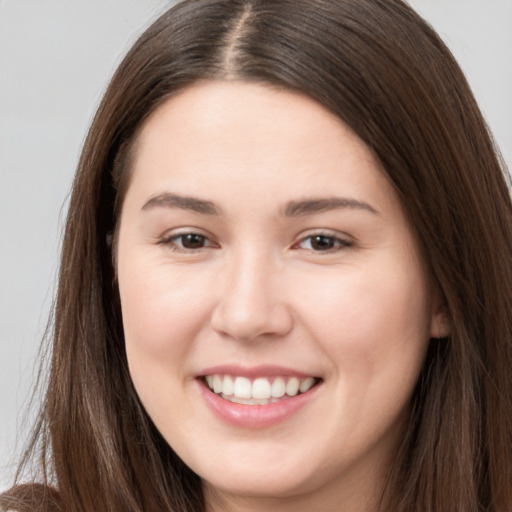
top-left (293, 232), bottom-right (353, 253)
top-left (158, 231), bottom-right (353, 254)
top-left (158, 232), bottom-right (216, 252)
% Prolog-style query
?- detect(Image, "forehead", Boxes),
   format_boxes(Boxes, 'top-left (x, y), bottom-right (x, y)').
top-left (135, 80), bottom-right (376, 163)
top-left (118, 80), bottom-right (410, 233)
top-left (131, 81), bottom-right (384, 189)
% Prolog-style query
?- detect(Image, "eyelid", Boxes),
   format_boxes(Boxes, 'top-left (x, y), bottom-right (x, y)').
top-left (291, 229), bottom-right (354, 253)
top-left (158, 228), bottom-right (219, 252)
top-left (156, 228), bottom-right (353, 254)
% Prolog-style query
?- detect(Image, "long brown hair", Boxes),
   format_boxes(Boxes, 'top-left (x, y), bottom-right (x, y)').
top-left (2, 1), bottom-right (511, 511)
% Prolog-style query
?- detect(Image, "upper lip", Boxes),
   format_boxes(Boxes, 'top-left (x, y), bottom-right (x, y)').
top-left (198, 364), bottom-right (319, 379)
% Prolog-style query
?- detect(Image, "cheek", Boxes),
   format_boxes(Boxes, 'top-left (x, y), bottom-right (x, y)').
top-left (291, 259), bottom-right (432, 450)
top-left (118, 260), bottom-right (213, 395)
top-left (121, 261), bottom-right (208, 343)
top-left (295, 258), bottom-right (432, 376)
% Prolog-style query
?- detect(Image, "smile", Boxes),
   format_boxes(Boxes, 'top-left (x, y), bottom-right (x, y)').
top-left (204, 375), bottom-right (319, 405)
top-left (197, 366), bottom-right (323, 428)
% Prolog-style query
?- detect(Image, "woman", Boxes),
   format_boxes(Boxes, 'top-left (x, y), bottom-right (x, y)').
top-left (2, 0), bottom-right (511, 511)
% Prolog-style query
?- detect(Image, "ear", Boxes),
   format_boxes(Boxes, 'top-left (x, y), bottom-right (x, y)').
top-left (430, 294), bottom-right (451, 339)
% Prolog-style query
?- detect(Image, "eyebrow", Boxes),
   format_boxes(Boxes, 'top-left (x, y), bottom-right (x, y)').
top-left (141, 192), bottom-right (378, 217)
top-left (142, 193), bottom-right (221, 215)
top-left (282, 197), bottom-right (379, 217)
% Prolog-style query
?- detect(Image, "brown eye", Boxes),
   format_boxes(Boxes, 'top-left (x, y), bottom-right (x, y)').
top-left (180, 233), bottom-right (208, 249)
top-left (296, 233), bottom-right (352, 253)
top-left (310, 235), bottom-right (337, 251)
top-left (160, 232), bottom-right (216, 252)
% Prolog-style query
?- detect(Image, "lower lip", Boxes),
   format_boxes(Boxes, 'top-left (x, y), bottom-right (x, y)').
top-left (197, 379), bottom-right (321, 429)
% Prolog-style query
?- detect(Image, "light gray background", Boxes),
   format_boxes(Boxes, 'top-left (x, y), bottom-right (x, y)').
top-left (1, 0), bottom-right (511, 491)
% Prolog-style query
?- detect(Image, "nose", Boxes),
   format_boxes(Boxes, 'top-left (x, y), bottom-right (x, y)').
top-left (210, 251), bottom-right (293, 342)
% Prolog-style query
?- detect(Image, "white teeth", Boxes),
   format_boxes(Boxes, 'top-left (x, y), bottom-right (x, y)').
top-left (228, 396), bottom-right (250, 405)
top-left (299, 377), bottom-right (315, 393)
top-left (252, 378), bottom-right (271, 399)
top-left (213, 374), bottom-right (223, 394)
top-left (222, 375), bottom-right (234, 396)
top-left (227, 396), bottom-right (276, 405)
top-left (205, 374), bottom-right (318, 402)
top-left (285, 377), bottom-right (300, 397)
top-left (233, 377), bottom-right (252, 399)
top-left (271, 377), bottom-right (286, 398)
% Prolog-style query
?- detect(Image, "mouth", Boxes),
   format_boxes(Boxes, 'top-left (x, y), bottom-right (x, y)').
top-left (201, 374), bottom-right (322, 405)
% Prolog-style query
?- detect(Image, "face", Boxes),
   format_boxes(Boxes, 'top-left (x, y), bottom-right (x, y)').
top-left (117, 81), bottom-right (444, 510)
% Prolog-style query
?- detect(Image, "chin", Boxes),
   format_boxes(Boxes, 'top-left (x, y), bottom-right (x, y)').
top-left (202, 471), bottom-right (312, 500)
top-left (194, 446), bottom-right (337, 502)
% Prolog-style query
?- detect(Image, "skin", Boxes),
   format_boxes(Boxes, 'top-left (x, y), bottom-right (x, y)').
top-left (116, 81), bottom-right (448, 512)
